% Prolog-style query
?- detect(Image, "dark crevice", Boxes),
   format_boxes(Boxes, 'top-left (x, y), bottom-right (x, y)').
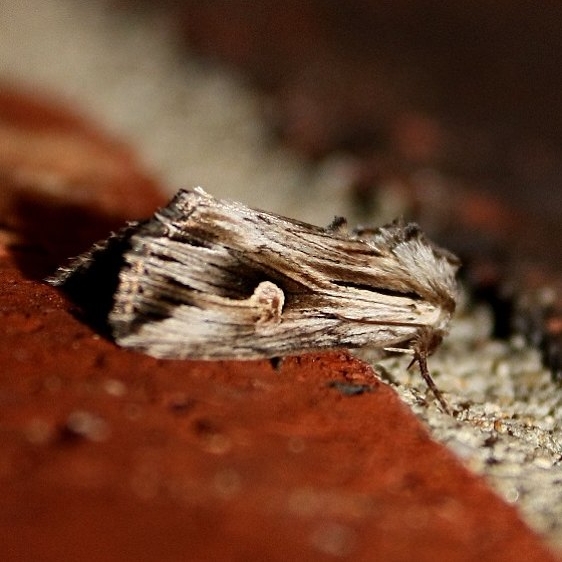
top-left (330, 279), bottom-right (422, 301)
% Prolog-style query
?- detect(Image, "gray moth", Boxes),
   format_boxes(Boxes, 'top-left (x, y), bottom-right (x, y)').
top-left (50, 187), bottom-right (460, 413)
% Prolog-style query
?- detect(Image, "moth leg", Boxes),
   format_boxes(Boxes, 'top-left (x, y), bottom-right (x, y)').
top-left (410, 351), bottom-right (452, 416)
top-left (383, 346), bottom-right (451, 414)
top-left (269, 357), bottom-right (284, 371)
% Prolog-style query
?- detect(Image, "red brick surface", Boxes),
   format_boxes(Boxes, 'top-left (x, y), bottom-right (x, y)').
top-left (0, 86), bottom-right (558, 561)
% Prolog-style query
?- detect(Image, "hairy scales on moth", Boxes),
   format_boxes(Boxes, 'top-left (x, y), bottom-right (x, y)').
top-left (50, 188), bottom-right (460, 414)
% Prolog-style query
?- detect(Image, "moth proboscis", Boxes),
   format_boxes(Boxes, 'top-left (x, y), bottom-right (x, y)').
top-left (49, 187), bottom-right (460, 414)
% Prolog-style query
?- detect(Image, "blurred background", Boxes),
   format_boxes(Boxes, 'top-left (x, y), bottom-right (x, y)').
top-left (2, 0), bottom-right (561, 229)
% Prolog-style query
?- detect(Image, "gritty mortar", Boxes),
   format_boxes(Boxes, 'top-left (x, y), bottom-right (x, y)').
top-left (2, 0), bottom-right (562, 551)
top-left (358, 301), bottom-right (562, 549)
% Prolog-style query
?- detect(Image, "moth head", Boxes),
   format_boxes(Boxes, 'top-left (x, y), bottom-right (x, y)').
top-left (416, 327), bottom-right (446, 357)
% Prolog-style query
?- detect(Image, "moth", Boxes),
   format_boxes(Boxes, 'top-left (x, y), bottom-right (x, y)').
top-left (50, 188), bottom-right (460, 413)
